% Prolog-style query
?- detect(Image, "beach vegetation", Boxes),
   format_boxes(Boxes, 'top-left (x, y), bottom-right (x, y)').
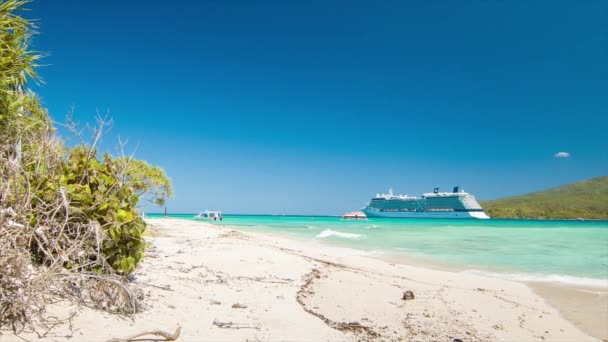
top-left (0, 0), bottom-right (170, 332)
top-left (115, 157), bottom-right (173, 207)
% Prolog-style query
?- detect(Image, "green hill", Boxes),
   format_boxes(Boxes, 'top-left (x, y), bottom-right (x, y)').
top-left (481, 176), bottom-right (608, 220)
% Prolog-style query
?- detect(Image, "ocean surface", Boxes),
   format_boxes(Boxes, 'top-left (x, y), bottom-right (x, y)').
top-left (147, 214), bottom-right (608, 288)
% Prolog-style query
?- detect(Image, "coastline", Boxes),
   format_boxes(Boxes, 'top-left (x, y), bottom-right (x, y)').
top-left (529, 283), bottom-right (607, 341)
top-left (226, 220), bottom-right (608, 341)
top-left (5, 218), bottom-right (603, 341)
top-left (362, 246), bottom-right (608, 340)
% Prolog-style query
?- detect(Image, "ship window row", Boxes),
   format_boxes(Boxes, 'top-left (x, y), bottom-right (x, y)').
top-left (378, 208), bottom-right (419, 212)
top-left (373, 208), bottom-right (485, 213)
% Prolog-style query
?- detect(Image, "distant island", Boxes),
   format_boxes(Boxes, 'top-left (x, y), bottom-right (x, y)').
top-left (481, 176), bottom-right (608, 220)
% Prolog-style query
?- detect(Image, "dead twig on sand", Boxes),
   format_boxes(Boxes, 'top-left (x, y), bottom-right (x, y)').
top-left (106, 325), bottom-right (181, 342)
top-left (213, 320), bottom-right (259, 330)
top-left (135, 283), bottom-right (173, 291)
top-left (296, 268), bottom-right (379, 339)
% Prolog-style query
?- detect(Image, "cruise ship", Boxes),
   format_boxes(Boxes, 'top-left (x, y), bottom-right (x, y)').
top-left (362, 186), bottom-right (490, 219)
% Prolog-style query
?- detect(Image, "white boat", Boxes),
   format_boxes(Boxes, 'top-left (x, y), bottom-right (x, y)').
top-left (341, 211), bottom-right (367, 220)
top-left (195, 210), bottom-right (223, 221)
top-left (362, 187), bottom-right (490, 219)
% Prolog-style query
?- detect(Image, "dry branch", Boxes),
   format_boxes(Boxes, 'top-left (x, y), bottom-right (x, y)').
top-left (0, 114), bottom-right (141, 333)
top-left (106, 325), bottom-right (181, 342)
top-left (212, 320), bottom-right (259, 330)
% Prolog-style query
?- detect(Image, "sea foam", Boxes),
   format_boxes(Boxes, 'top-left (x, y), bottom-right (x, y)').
top-left (463, 270), bottom-right (608, 288)
top-left (316, 229), bottom-right (362, 239)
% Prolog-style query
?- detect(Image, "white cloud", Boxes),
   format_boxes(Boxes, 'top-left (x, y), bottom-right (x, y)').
top-left (554, 152), bottom-right (570, 158)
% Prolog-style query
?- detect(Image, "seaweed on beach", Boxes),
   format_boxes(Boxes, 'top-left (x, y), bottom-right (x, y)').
top-left (296, 268), bottom-right (380, 339)
top-left (0, 0), bottom-right (170, 333)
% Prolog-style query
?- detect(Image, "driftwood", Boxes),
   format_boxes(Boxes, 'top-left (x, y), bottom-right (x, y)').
top-left (106, 325), bottom-right (181, 342)
top-left (296, 268), bottom-right (379, 338)
top-left (212, 320), bottom-right (259, 330)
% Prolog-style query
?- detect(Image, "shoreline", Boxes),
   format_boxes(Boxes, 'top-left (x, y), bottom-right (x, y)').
top-left (5, 218), bottom-right (603, 341)
top-left (172, 218), bottom-right (606, 340)
top-left (219, 220), bottom-right (608, 341)
top-left (216, 218), bottom-right (608, 288)
top-left (530, 283), bottom-right (607, 341)
top-left (372, 252), bottom-right (608, 340)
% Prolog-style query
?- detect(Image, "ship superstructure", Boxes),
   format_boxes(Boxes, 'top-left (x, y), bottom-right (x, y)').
top-left (363, 187), bottom-right (490, 219)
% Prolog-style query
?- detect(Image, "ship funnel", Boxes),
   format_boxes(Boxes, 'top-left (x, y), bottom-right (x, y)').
top-left (453, 186), bottom-right (459, 193)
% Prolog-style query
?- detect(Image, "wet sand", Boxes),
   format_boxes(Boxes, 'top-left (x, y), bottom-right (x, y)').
top-left (530, 283), bottom-right (608, 341)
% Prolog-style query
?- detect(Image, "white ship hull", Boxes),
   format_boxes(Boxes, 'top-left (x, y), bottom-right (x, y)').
top-left (363, 209), bottom-right (490, 219)
top-left (363, 187), bottom-right (490, 219)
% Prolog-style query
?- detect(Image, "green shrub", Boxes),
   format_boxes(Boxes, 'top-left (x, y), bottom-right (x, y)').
top-left (60, 147), bottom-right (147, 274)
top-left (1, 0), bottom-right (170, 329)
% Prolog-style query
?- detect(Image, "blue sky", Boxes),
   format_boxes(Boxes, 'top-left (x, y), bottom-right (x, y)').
top-left (27, 1), bottom-right (607, 215)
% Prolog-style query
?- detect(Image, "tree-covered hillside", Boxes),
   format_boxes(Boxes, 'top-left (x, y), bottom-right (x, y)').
top-left (481, 176), bottom-right (608, 220)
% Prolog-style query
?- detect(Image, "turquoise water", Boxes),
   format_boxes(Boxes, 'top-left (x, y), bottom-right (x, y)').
top-left (147, 214), bottom-right (608, 287)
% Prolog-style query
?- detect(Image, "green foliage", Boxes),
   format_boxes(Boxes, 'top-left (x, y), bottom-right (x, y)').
top-left (61, 147), bottom-right (147, 274)
top-left (0, 90), bottom-right (52, 143)
top-left (0, 1), bottom-right (162, 329)
top-left (115, 158), bottom-right (173, 207)
top-left (0, 0), bottom-right (49, 140)
top-left (1, 0), bottom-right (169, 276)
top-left (481, 176), bottom-right (608, 220)
top-left (0, 0), bottom-right (41, 91)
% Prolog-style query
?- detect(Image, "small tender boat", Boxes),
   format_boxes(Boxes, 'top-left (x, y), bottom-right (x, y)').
top-left (341, 211), bottom-right (367, 220)
top-left (195, 210), bottom-right (223, 221)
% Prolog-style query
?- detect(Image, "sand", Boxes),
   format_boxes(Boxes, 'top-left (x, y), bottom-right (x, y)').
top-left (3, 218), bottom-right (603, 341)
top-left (530, 283), bottom-right (607, 341)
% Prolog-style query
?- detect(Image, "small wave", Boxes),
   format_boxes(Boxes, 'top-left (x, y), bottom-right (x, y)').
top-left (463, 270), bottom-right (608, 288)
top-left (354, 249), bottom-right (385, 256)
top-left (316, 229), bottom-right (363, 239)
top-left (363, 225), bottom-right (378, 229)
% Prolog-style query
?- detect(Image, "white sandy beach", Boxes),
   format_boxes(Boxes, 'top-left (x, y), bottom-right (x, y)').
top-left (4, 218), bottom-right (605, 341)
